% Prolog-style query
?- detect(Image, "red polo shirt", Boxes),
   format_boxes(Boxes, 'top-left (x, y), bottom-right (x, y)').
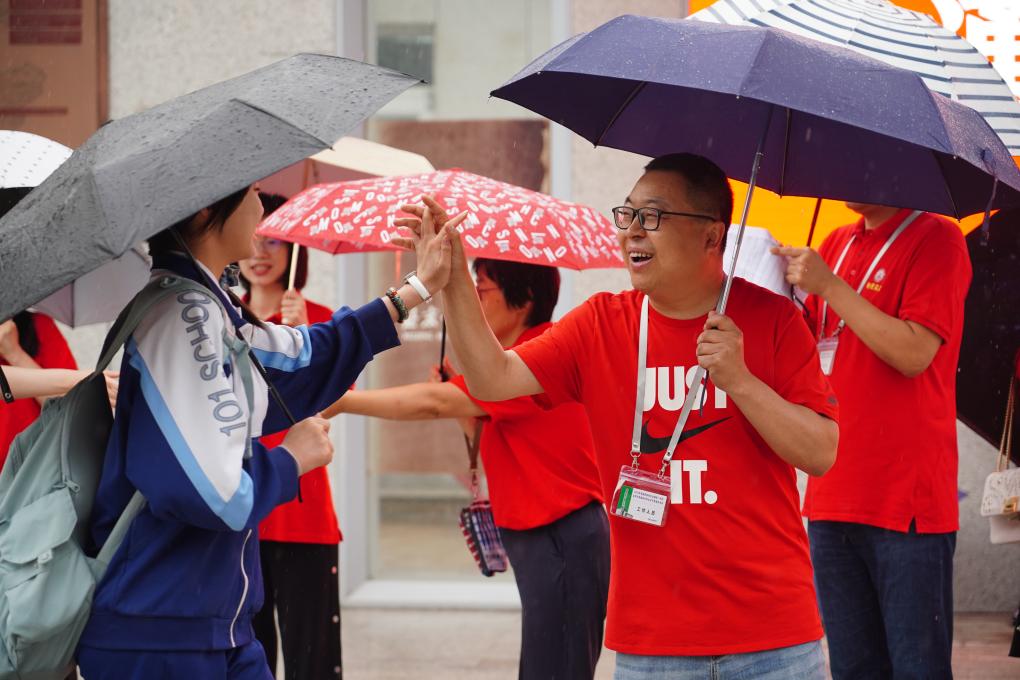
top-left (449, 322), bottom-right (603, 531)
top-left (257, 299), bottom-right (341, 544)
top-left (514, 281), bottom-right (837, 655)
top-left (802, 210), bottom-right (972, 533)
top-left (0, 313), bottom-right (77, 470)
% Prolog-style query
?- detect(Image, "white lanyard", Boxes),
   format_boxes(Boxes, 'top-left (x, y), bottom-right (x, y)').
top-left (819, 210), bottom-right (921, 338)
top-left (631, 295), bottom-right (710, 477)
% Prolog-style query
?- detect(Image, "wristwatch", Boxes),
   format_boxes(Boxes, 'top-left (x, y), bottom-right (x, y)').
top-left (403, 270), bottom-right (432, 303)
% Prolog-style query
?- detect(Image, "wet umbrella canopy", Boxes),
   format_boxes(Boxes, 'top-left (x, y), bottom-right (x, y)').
top-left (0, 53), bottom-right (418, 322)
top-left (491, 16), bottom-right (1020, 217)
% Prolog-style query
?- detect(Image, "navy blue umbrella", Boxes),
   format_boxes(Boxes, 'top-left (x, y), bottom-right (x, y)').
top-left (491, 16), bottom-right (1020, 220)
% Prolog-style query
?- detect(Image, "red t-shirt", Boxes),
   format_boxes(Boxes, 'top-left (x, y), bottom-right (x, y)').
top-left (449, 322), bottom-right (602, 531)
top-left (514, 280), bottom-right (838, 656)
top-left (0, 313), bottom-right (77, 469)
top-left (257, 299), bottom-right (341, 544)
top-left (802, 210), bottom-right (972, 533)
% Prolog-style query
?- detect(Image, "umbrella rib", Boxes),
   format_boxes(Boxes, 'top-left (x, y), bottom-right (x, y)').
top-left (235, 98), bottom-right (334, 149)
top-left (778, 107), bottom-right (792, 196)
top-left (931, 151), bottom-right (961, 219)
top-left (594, 81), bottom-right (648, 147)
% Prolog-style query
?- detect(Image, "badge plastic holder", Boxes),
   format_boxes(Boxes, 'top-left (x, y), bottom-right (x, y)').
top-left (818, 336), bottom-right (839, 376)
top-left (611, 465), bottom-right (670, 528)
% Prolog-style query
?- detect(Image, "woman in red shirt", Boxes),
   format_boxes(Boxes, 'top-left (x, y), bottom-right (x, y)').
top-left (0, 311), bottom-right (78, 468)
top-left (240, 193), bottom-right (342, 680)
top-left (325, 258), bottom-right (610, 680)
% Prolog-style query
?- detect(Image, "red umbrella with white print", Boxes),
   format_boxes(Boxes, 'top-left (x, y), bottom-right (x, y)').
top-left (257, 167), bottom-right (623, 379)
top-left (256, 168), bottom-right (624, 270)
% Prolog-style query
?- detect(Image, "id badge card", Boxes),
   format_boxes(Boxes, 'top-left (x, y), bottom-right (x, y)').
top-left (817, 336), bottom-right (839, 376)
top-left (611, 465), bottom-right (670, 528)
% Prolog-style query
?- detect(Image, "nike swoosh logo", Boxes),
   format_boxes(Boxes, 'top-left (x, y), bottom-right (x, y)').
top-left (640, 417), bottom-right (730, 454)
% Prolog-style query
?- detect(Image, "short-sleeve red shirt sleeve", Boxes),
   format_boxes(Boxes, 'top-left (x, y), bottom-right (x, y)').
top-left (512, 299), bottom-right (595, 407)
top-left (772, 300), bottom-right (839, 422)
top-left (31, 314), bottom-right (77, 370)
top-left (447, 374), bottom-right (543, 422)
top-left (896, 220), bottom-right (972, 343)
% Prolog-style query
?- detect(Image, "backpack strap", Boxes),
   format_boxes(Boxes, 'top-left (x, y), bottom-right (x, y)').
top-left (95, 492), bottom-right (145, 570)
top-left (95, 275), bottom-right (210, 373)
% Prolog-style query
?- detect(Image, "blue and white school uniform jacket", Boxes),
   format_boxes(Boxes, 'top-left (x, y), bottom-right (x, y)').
top-left (80, 255), bottom-right (399, 651)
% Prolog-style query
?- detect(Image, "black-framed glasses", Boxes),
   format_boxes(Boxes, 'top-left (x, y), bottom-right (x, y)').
top-left (611, 206), bottom-right (718, 231)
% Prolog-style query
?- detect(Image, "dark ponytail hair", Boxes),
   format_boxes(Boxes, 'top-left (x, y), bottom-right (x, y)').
top-left (147, 187), bottom-right (265, 327)
top-left (12, 312), bottom-right (39, 358)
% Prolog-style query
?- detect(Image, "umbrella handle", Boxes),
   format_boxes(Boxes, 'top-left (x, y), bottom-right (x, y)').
top-left (287, 244), bottom-right (301, 290)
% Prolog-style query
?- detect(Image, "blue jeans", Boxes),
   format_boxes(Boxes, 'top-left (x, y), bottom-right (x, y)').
top-left (809, 520), bottom-right (956, 680)
top-left (613, 641), bottom-right (826, 679)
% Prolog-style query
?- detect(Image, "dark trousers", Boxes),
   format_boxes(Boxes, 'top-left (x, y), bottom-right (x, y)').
top-left (500, 501), bottom-right (611, 680)
top-left (808, 520), bottom-right (956, 680)
top-left (252, 541), bottom-right (342, 680)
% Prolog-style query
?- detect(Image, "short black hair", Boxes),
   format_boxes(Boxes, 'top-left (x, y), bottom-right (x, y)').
top-left (644, 153), bottom-right (732, 253)
top-left (473, 258), bottom-right (560, 327)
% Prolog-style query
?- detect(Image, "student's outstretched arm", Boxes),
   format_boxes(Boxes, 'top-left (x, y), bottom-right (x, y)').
top-left (322, 382), bottom-right (484, 421)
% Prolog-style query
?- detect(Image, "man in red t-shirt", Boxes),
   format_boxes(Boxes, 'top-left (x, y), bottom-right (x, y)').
top-left (774, 204), bottom-right (971, 680)
top-left (405, 154), bottom-right (839, 678)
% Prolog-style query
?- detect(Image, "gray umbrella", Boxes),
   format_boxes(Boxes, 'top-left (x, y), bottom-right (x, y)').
top-left (0, 53), bottom-right (418, 321)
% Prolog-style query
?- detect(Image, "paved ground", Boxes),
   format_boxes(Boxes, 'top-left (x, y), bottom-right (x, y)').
top-left (340, 609), bottom-right (1019, 679)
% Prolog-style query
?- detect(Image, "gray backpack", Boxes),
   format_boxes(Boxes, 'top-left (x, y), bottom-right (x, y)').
top-left (0, 274), bottom-right (248, 678)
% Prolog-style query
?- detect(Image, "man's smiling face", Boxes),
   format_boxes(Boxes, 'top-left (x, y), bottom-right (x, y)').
top-left (618, 169), bottom-right (725, 295)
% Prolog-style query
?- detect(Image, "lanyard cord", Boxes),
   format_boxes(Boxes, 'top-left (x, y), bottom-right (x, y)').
top-left (819, 211), bottom-right (921, 339)
top-left (630, 295), bottom-right (715, 477)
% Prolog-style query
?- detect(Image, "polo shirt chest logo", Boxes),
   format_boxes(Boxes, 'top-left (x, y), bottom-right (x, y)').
top-left (864, 267), bottom-right (887, 293)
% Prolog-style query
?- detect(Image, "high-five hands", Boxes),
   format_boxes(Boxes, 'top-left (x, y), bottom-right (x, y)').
top-left (391, 195), bottom-right (468, 295)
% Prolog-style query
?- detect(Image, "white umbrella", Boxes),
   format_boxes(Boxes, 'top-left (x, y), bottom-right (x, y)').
top-left (259, 136), bottom-right (435, 196)
top-left (0, 130), bottom-right (72, 189)
top-left (1, 130), bottom-right (149, 326)
top-left (691, 0), bottom-right (1020, 155)
top-left (31, 246), bottom-right (151, 327)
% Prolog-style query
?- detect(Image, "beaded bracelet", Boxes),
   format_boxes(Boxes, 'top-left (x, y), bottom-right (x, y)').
top-left (385, 287), bottom-right (409, 323)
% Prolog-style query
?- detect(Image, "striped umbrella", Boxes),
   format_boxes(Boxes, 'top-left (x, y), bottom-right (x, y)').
top-left (691, 0), bottom-right (1020, 156)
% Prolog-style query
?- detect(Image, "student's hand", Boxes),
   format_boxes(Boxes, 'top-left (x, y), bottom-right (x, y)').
top-left (282, 416), bottom-right (334, 475)
top-left (280, 289), bottom-right (308, 326)
top-left (0, 320), bottom-right (21, 361)
top-left (696, 312), bottom-right (752, 394)
top-left (771, 246), bottom-right (836, 297)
